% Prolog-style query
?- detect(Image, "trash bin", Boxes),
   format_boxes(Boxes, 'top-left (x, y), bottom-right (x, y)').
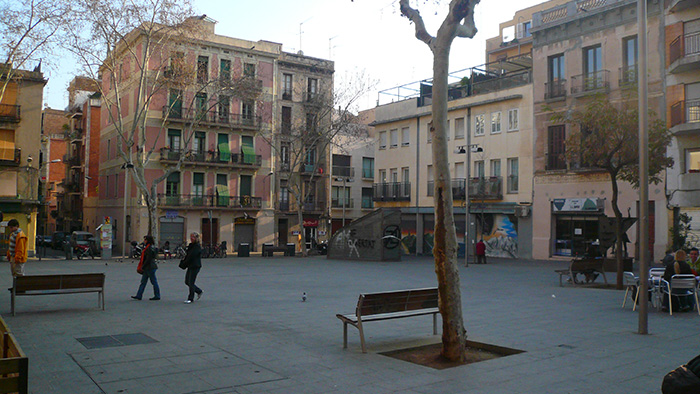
top-left (238, 243), bottom-right (250, 257)
top-left (63, 241), bottom-right (73, 260)
top-left (285, 243), bottom-right (295, 257)
top-left (262, 243), bottom-right (273, 257)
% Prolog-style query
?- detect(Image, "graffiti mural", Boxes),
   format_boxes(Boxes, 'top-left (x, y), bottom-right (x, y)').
top-left (477, 214), bottom-right (518, 258)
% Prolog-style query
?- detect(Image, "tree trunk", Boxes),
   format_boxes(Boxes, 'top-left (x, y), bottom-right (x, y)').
top-left (431, 42), bottom-right (466, 362)
top-left (610, 174), bottom-right (624, 290)
top-left (296, 196), bottom-right (307, 257)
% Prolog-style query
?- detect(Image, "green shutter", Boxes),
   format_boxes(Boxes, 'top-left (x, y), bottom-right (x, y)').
top-left (216, 184), bottom-right (229, 206)
top-left (241, 146), bottom-right (256, 164)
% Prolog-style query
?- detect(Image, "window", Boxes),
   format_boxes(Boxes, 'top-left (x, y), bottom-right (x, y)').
top-left (243, 63), bottom-right (255, 77)
top-left (193, 173), bottom-right (204, 197)
top-left (390, 169), bottom-right (398, 183)
top-left (390, 129), bottom-right (398, 148)
top-left (402, 167), bottom-right (409, 184)
top-left (474, 161), bottom-right (485, 178)
top-left (475, 114), bottom-right (485, 136)
top-left (333, 154), bottom-right (351, 177)
top-left (239, 175), bottom-right (252, 197)
top-left (281, 106), bottom-right (292, 134)
top-left (280, 142), bottom-right (290, 170)
top-left (105, 175), bottom-right (110, 197)
top-left (547, 54), bottom-right (566, 98)
top-left (218, 96), bottom-right (230, 122)
top-left (307, 78), bottom-right (318, 101)
top-left (242, 100), bottom-right (254, 123)
top-left (241, 135), bottom-right (255, 164)
top-left (454, 117), bottom-right (465, 139)
top-left (622, 36), bottom-right (638, 85)
top-left (523, 21), bottom-right (531, 37)
top-left (283, 74), bottom-right (293, 100)
top-left (169, 89), bottom-right (183, 118)
top-left (583, 45), bottom-right (603, 90)
top-left (195, 93), bottom-right (207, 118)
top-left (361, 188), bottom-right (373, 209)
top-left (379, 131), bottom-right (387, 149)
top-left (107, 139), bottom-right (111, 160)
top-left (686, 149), bottom-right (700, 173)
top-left (193, 132), bottom-right (205, 154)
top-left (508, 109), bottom-right (519, 131)
top-left (491, 112), bottom-right (501, 134)
top-left (446, 119), bottom-right (450, 140)
top-left (455, 162), bottom-right (465, 179)
top-left (332, 186), bottom-right (350, 207)
top-left (168, 129), bottom-right (181, 151)
top-left (305, 113), bottom-right (317, 132)
top-left (279, 187), bottom-right (289, 210)
top-left (220, 59), bottom-right (231, 81)
top-left (305, 145), bottom-right (316, 166)
top-left (197, 56), bottom-right (208, 83)
top-left (362, 157), bottom-right (374, 178)
top-left (401, 127), bottom-right (410, 146)
top-left (166, 172), bottom-right (180, 196)
top-left (490, 159), bottom-right (501, 178)
top-left (378, 169), bottom-right (387, 183)
top-left (216, 174), bottom-right (228, 206)
top-left (547, 125), bottom-right (567, 170)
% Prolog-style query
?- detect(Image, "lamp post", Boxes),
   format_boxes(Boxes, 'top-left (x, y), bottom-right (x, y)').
top-left (457, 144), bottom-right (482, 267)
top-left (121, 162), bottom-right (134, 258)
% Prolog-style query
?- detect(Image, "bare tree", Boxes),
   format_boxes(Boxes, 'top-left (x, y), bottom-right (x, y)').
top-left (0, 0), bottom-right (71, 101)
top-left (399, 0), bottom-right (480, 362)
top-left (64, 0), bottom-right (261, 239)
top-left (260, 72), bottom-right (372, 256)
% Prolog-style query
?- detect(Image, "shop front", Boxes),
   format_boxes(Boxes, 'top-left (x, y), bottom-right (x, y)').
top-left (551, 198), bottom-right (605, 257)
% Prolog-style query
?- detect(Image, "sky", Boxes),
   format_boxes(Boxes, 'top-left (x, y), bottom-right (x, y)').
top-left (42, 0), bottom-right (547, 111)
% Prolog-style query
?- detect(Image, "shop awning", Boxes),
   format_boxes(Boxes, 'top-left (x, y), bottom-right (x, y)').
top-left (218, 142), bottom-right (231, 162)
top-left (241, 146), bottom-right (256, 164)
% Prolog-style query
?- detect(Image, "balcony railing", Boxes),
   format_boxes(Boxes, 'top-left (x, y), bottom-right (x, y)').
top-left (472, 70), bottom-right (531, 95)
top-left (546, 152), bottom-right (568, 171)
top-left (332, 166), bottom-right (354, 178)
top-left (162, 106), bottom-right (261, 129)
top-left (545, 80), bottom-right (567, 100)
top-left (301, 164), bottom-right (325, 175)
top-left (670, 31), bottom-right (700, 65)
top-left (361, 196), bottom-right (374, 209)
top-left (0, 148), bottom-right (21, 166)
top-left (302, 200), bottom-right (325, 212)
top-left (331, 198), bottom-right (354, 208)
top-left (159, 148), bottom-right (262, 167)
top-left (468, 177), bottom-right (503, 200)
top-left (619, 65), bottom-right (637, 87)
top-left (427, 179), bottom-right (467, 199)
top-left (157, 193), bottom-right (262, 209)
top-left (373, 182), bottom-right (411, 201)
top-left (670, 99), bottom-right (700, 128)
top-left (278, 201), bottom-right (291, 212)
top-left (0, 104), bottom-right (20, 123)
top-left (570, 70), bottom-right (610, 95)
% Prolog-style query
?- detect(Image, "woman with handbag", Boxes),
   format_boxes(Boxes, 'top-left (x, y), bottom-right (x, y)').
top-left (131, 235), bottom-right (160, 300)
top-left (180, 232), bottom-right (203, 304)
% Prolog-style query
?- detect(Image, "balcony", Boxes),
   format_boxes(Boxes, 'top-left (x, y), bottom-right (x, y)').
top-left (0, 148), bottom-right (21, 166)
top-left (0, 104), bottom-right (20, 123)
top-left (277, 201), bottom-right (291, 212)
top-left (332, 166), bottom-right (354, 178)
top-left (361, 196), bottom-right (374, 209)
top-left (157, 194), bottom-right (262, 210)
top-left (162, 106), bottom-right (262, 130)
top-left (159, 148), bottom-right (262, 168)
top-left (545, 80), bottom-right (566, 100)
top-left (670, 99), bottom-right (700, 133)
top-left (301, 164), bottom-right (325, 176)
top-left (331, 198), bottom-right (354, 209)
top-left (69, 128), bottom-right (83, 142)
top-left (618, 65), bottom-right (637, 87)
top-left (282, 91), bottom-right (292, 101)
top-left (468, 177), bottom-right (503, 200)
top-left (427, 179), bottom-right (467, 199)
top-left (669, 32), bottom-right (700, 74)
top-left (373, 182), bottom-right (411, 202)
top-left (570, 70), bottom-right (610, 96)
top-left (472, 70), bottom-right (531, 95)
top-left (302, 199), bottom-right (325, 212)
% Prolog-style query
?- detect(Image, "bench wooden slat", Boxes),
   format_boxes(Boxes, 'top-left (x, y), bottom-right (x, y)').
top-left (11, 273), bottom-right (105, 316)
top-left (555, 258), bottom-right (608, 286)
top-left (338, 287), bottom-right (440, 353)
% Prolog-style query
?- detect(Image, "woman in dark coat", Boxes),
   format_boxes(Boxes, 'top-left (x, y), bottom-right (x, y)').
top-left (132, 235), bottom-right (160, 300)
top-left (182, 232), bottom-right (203, 303)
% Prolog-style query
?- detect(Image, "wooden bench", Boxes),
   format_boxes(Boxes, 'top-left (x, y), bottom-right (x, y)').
top-left (555, 258), bottom-right (608, 287)
top-left (336, 287), bottom-right (439, 353)
top-left (10, 273), bottom-right (106, 316)
top-left (262, 243), bottom-right (294, 257)
top-left (0, 316), bottom-right (28, 394)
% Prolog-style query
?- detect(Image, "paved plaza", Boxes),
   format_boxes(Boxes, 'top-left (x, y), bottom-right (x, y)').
top-left (1, 254), bottom-right (696, 393)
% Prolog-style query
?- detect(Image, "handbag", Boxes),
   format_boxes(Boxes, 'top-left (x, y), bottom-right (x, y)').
top-left (179, 259), bottom-right (188, 270)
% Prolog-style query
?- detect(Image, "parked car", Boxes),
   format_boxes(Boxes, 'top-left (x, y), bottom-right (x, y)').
top-left (42, 234), bottom-right (53, 247)
top-left (70, 231), bottom-right (100, 256)
top-left (52, 232), bottom-right (66, 249)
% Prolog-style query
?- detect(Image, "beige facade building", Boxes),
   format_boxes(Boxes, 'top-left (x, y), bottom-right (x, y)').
top-left (531, 0), bottom-right (668, 260)
top-left (0, 65), bottom-right (47, 256)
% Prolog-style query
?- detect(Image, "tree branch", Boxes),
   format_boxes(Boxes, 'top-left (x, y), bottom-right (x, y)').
top-left (399, 0), bottom-right (434, 48)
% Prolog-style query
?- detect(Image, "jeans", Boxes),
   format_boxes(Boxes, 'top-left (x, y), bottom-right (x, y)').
top-left (185, 267), bottom-right (202, 301)
top-left (136, 269), bottom-right (160, 299)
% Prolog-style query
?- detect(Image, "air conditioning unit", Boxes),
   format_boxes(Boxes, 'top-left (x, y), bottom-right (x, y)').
top-left (515, 205), bottom-right (530, 217)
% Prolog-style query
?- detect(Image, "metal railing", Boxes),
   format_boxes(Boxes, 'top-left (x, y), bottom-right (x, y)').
top-left (618, 65), bottom-right (637, 86)
top-left (468, 177), bottom-right (503, 200)
top-left (162, 106), bottom-right (262, 129)
top-left (545, 80), bottom-right (567, 99)
top-left (373, 182), bottom-right (411, 201)
top-left (472, 70), bottom-right (531, 95)
top-left (0, 104), bottom-right (20, 123)
top-left (670, 99), bottom-right (700, 127)
top-left (302, 200), bottom-right (326, 212)
top-left (332, 166), bottom-right (354, 178)
top-left (331, 198), bottom-right (354, 208)
top-left (159, 148), bottom-right (262, 167)
top-left (570, 70), bottom-right (610, 94)
top-left (670, 31), bottom-right (700, 65)
top-left (157, 193), bottom-right (262, 209)
top-left (546, 152), bottom-right (568, 171)
top-left (0, 148), bottom-right (21, 166)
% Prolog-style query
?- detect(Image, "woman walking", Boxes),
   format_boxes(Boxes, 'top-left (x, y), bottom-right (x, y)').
top-left (132, 235), bottom-right (160, 300)
top-left (181, 232), bottom-right (203, 304)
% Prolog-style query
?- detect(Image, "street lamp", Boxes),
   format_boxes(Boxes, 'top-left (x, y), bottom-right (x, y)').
top-left (457, 144), bottom-right (482, 267)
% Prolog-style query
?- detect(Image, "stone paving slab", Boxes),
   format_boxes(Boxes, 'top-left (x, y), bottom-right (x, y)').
top-left (1, 255), bottom-right (697, 393)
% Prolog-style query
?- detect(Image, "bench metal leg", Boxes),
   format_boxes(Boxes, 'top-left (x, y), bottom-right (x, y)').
top-left (432, 313), bottom-right (437, 335)
top-left (342, 322), bottom-right (348, 349)
top-left (11, 288), bottom-right (15, 317)
top-left (358, 322), bottom-right (367, 353)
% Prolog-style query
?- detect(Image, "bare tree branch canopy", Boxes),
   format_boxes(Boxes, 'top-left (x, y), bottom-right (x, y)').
top-left (397, 0), bottom-right (480, 362)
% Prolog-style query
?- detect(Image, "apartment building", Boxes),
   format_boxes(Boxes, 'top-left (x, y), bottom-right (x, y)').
top-left (59, 77), bottom-right (101, 233)
top-left (274, 51), bottom-right (334, 250)
top-left (665, 1), bottom-right (700, 243)
top-left (0, 64), bottom-right (47, 256)
top-left (531, 0), bottom-right (668, 260)
top-left (373, 18), bottom-right (536, 258)
top-left (40, 108), bottom-right (69, 236)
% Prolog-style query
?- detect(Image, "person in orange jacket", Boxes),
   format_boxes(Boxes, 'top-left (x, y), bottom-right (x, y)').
top-left (6, 219), bottom-right (28, 277)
